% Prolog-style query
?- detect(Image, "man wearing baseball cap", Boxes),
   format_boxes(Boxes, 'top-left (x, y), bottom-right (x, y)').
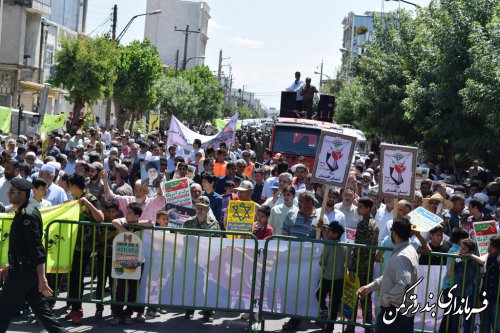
top-left (0, 178), bottom-right (66, 332)
top-left (182, 195), bottom-right (220, 322)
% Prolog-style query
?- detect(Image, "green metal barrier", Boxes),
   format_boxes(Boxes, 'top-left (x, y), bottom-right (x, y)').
top-left (256, 235), bottom-right (488, 333)
top-left (43, 220), bottom-right (260, 331)
top-left (36, 220), bottom-right (500, 333)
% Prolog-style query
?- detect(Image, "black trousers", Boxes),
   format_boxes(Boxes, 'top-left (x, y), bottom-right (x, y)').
top-left (68, 250), bottom-right (92, 311)
top-left (375, 305), bottom-right (414, 333)
top-left (110, 265), bottom-right (145, 317)
top-left (95, 253), bottom-right (113, 311)
top-left (0, 268), bottom-right (66, 333)
top-left (316, 278), bottom-right (344, 320)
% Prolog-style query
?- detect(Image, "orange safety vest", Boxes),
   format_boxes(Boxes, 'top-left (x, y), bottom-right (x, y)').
top-left (214, 161), bottom-right (227, 177)
top-left (244, 163), bottom-right (254, 179)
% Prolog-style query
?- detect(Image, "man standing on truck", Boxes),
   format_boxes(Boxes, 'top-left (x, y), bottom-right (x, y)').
top-left (300, 77), bottom-right (319, 118)
top-left (286, 71), bottom-right (304, 111)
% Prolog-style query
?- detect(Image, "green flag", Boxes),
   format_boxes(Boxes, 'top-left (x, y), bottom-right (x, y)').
top-left (0, 200), bottom-right (80, 273)
top-left (40, 113), bottom-right (67, 132)
top-left (0, 107), bottom-right (12, 133)
top-left (215, 118), bottom-right (241, 131)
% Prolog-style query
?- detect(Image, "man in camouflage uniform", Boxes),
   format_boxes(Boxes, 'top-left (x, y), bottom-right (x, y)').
top-left (183, 196), bottom-right (219, 322)
top-left (65, 173), bottom-right (104, 325)
top-left (346, 197), bottom-right (379, 333)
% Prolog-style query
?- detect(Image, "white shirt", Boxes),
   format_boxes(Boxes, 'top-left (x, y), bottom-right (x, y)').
top-left (102, 131), bottom-right (112, 147)
top-left (269, 204), bottom-right (298, 236)
top-left (286, 80), bottom-right (304, 101)
top-left (375, 206), bottom-right (394, 245)
top-left (262, 176), bottom-right (276, 199)
top-left (334, 203), bottom-right (359, 229)
top-left (324, 208), bottom-right (347, 242)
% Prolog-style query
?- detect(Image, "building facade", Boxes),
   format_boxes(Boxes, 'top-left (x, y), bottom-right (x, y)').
top-left (0, 0), bottom-right (86, 134)
top-left (341, 11), bottom-right (385, 81)
top-left (144, 0), bottom-right (209, 70)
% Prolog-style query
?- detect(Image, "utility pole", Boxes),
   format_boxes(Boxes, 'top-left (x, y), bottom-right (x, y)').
top-left (111, 4), bottom-right (117, 39)
top-left (106, 4), bottom-right (118, 128)
top-left (319, 59), bottom-right (324, 89)
top-left (174, 25), bottom-right (200, 70)
top-left (175, 49), bottom-right (179, 76)
top-left (217, 50), bottom-right (222, 82)
top-left (241, 85), bottom-right (245, 106)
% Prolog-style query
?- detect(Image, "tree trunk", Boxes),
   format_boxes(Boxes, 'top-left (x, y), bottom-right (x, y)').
top-left (128, 111), bottom-right (136, 132)
top-left (114, 98), bottom-right (127, 133)
top-left (71, 96), bottom-right (85, 129)
top-left (443, 141), bottom-right (455, 172)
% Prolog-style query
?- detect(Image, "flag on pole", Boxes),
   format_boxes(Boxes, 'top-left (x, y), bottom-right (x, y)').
top-left (0, 200), bottom-right (81, 273)
top-left (0, 107), bottom-right (12, 133)
top-left (40, 113), bottom-right (67, 132)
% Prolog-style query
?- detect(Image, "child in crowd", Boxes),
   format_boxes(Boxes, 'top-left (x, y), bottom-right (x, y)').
top-left (346, 197), bottom-right (378, 333)
top-left (155, 210), bottom-right (169, 227)
top-left (317, 221), bottom-right (347, 333)
top-left (110, 202), bottom-right (146, 325)
top-left (253, 205), bottom-right (273, 240)
top-left (145, 210), bottom-right (169, 318)
top-left (447, 238), bottom-right (484, 333)
top-left (481, 235), bottom-right (500, 333)
top-left (95, 200), bottom-right (121, 318)
top-left (438, 227), bottom-right (470, 333)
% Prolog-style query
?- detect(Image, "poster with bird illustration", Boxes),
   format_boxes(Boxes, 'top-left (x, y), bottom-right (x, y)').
top-left (312, 130), bottom-right (357, 188)
top-left (379, 143), bottom-right (418, 200)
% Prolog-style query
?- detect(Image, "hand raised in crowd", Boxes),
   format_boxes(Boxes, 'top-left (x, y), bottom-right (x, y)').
top-left (79, 197), bottom-right (90, 207)
top-left (317, 218), bottom-right (325, 229)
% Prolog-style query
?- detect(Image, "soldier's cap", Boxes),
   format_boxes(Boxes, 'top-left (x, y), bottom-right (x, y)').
top-left (11, 177), bottom-right (33, 190)
top-left (235, 180), bottom-right (254, 191)
top-left (194, 196), bottom-right (210, 208)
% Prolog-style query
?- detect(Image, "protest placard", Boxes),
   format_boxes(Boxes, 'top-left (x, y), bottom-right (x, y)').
top-left (345, 228), bottom-right (357, 244)
top-left (166, 203), bottom-right (196, 228)
top-left (379, 143), bottom-right (418, 200)
top-left (112, 232), bottom-right (143, 280)
top-left (407, 206), bottom-right (443, 232)
top-left (226, 200), bottom-right (256, 232)
top-left (415, 167), bottom-right (430, 190)
top-left (342, 272), bottom-right (360, 321)
top-left (311, 130), bottom-right (357, 188)
top-left (164, 177), bottom-right (192, 207)
top-left (473, 221), bottom-right (497, 256)
top-left (141, 159), bottom-right (160, 187)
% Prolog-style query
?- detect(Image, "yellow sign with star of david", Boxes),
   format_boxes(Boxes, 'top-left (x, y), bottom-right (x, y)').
top-left (226, 200), bottom-right (256, 232)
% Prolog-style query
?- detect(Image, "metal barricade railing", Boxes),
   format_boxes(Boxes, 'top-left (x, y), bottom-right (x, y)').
top-left (33, 219), bottom-right (500, 333)
top-left (43, 220), bottom-right (260, 331)
top-left (256, 235), bottom-right (490, 333)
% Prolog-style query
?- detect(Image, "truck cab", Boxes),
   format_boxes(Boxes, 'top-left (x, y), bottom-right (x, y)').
top-left (269, 118), bottom-right (368, 171)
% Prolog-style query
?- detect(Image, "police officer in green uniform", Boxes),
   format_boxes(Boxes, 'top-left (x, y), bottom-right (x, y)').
top-left (0, 178), bottom-right (66, 333)
top-left (183, 196), bottom-right (220, 322)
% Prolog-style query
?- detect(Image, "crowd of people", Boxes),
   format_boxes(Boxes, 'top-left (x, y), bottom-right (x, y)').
top-left (0, 122), bottom-right (499, 333)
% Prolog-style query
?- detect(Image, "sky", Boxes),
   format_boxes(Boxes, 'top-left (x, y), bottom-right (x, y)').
top-left (86, 0), bottom-right (430, 110)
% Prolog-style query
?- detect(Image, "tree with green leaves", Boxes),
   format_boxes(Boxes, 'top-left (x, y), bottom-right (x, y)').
top-left (335, 9), bottom-right (419, 144)
top-left (165, 65), bottom-right (224, 124)
top-left (403, 0), bottom-right (499, 167)
top-left (156, 75), bottom-right (199, 124)
top-left (49, 35), bottom-right (119, 129)
top-left (114, 39), bottom-right (163, 132)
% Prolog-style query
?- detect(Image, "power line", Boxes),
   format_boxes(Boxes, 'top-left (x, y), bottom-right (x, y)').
top-left (88, 14), bottom-right (112, 36)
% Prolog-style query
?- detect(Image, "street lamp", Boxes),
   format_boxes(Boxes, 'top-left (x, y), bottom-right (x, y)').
top-left (116, 9), bottom-right (162, 42)
top-left (183, 56), bottom-right (205, 68)
top-left (384, 0), bottom-right (421, 8)
top-left (314, 71), bottom-right (332, 81)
